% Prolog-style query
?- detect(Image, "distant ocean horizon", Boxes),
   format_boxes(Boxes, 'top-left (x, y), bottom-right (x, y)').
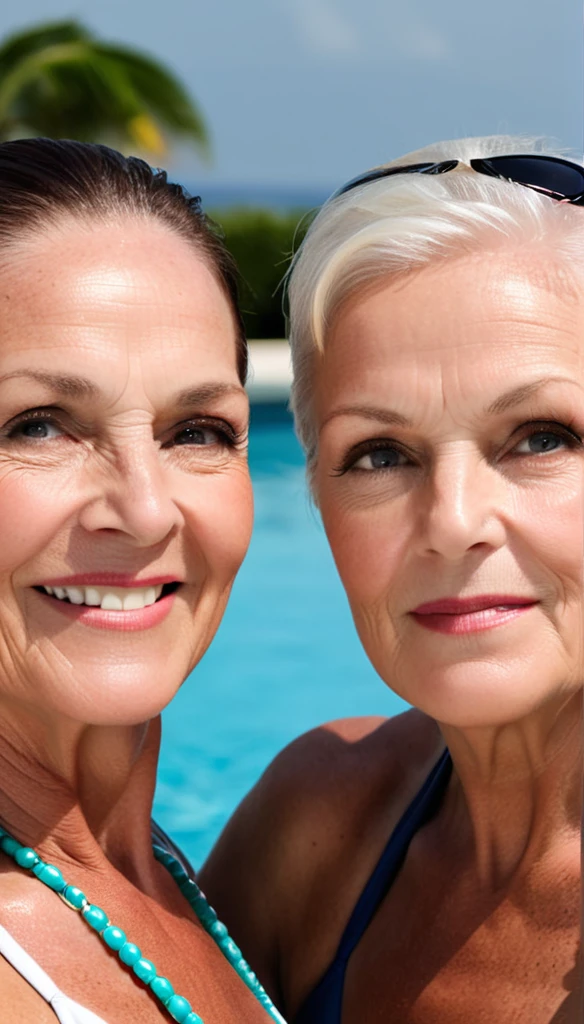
top-left (184, 181), bottom-right (334, 212)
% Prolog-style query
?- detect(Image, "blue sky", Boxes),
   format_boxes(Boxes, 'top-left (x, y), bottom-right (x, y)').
top-left (1, 1), bottom-right (581, 187)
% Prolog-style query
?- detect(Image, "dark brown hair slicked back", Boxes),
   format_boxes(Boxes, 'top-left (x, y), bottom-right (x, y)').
top-left (0, 137), bottom-right (247, 382)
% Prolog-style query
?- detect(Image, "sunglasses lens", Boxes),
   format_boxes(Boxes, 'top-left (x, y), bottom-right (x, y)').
top-left (484, 156), bottom-right (584, 199)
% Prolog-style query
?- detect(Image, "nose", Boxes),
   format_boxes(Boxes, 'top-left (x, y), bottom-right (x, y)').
top-left (78, 446), bottom-right (183, 547)
top-left (419, 446), bottom-right (506, 561)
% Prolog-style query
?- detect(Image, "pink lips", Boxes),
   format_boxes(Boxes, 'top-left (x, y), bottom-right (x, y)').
top-left (38, 573), bottom-right (179, 588)
top-left (32, 573), bottom-right (182, 632)
top-left (410, 595), bottom-right (537, 635)
top-left (39, 591), bottom-right (178, 632)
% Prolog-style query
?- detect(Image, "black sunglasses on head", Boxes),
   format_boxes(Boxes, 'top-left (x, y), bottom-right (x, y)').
top-left (332, 155), bottom-right (584, 204)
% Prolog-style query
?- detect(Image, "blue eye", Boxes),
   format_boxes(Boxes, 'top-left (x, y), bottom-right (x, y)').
top-left (8, 415), bottom-right (64, 441)
top-left (352, 446), bottom-right (409, 472)
top-left (173, 425), bottom-right (220, 446)
top-left (514, 428), bottom-right (575, 456)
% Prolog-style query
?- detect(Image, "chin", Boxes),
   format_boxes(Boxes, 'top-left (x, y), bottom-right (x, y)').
top-left (60, 677), bottom-right (183, 728)
top-left (23, 647), bottom-right (194, 728)
top-left (381, 656), bottom-right (576, 730)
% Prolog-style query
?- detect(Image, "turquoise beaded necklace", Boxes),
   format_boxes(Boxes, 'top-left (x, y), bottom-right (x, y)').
top-left (0, 824), bottom-right (286, 1024)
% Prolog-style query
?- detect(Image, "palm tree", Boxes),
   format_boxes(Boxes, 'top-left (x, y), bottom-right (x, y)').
top-left (0, 20), bottom-right (209, 159)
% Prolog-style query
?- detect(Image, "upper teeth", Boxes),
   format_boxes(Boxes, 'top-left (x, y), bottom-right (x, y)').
top-left (42, 584), bottom-right (163, 610)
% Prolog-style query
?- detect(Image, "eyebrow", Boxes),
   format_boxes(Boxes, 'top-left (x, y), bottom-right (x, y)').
top-left (0, 370), bottom-right (245, 407)
top-left (319, 405), bottom-right (411, 433)
top-left (0, 369), bottom-right (99, 398)
top-left (319, 375), bottom-right (579, 434)
top-left (485, 376), bottom-right (578, 415)
top-left (175, 382), bottom-right (246, 407)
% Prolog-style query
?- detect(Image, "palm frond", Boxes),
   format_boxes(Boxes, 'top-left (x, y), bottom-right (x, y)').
top-left (0, 20), bottom-right (210, 159)
top-left (98, 44), bottom-right (210, 149)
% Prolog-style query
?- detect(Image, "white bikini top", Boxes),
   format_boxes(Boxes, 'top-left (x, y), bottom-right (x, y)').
top-left (0, 922), bottom-right (109, 1023)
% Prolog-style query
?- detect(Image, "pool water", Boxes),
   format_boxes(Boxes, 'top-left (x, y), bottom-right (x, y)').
top-left (154, 411), bottom-right (408, 866)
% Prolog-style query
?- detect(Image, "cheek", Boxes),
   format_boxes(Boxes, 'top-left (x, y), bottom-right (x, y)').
top-left (0, 466), bottom-right (77, 574)
top-left (321, 497), bottom-right (410, 609)
top-left (513, 480), bottom-right (584, 591)
top-left (0, 458), bottom-right (254, 589)
top-left (182, 469), bottom-right (253, 583)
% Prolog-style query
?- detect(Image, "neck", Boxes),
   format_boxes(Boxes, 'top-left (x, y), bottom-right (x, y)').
top-left (438, 690), bottom-right (582, 890)
top-left (0, 698), bottom-right (161, 878)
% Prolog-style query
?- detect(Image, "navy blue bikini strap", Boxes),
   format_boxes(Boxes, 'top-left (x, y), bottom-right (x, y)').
top-left (294, 748), bottom-right (452, 1023)
top-left (293, 748), bottom-right (452, 1024)
top-left (335, 746), bottom-right (452, 962)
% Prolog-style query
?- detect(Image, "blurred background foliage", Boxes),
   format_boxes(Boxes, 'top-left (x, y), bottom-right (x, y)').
top-left (0, 19), bottom-right (314, 340)
top-left (211, 207), bottom-right (314, 339)
top-left (0, 20), bottom-right (209, 159)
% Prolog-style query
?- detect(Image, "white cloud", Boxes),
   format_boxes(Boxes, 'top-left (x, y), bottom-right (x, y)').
top-left (394, 14), bottom-right (451, 60)
top-left (286, 0), bottom-right (450, 63)
top-left (292, 0), bottom-right (361, 57)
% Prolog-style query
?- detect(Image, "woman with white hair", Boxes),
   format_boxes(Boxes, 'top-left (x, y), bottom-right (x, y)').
top-left (200, 137), bottom-right (582, 1024)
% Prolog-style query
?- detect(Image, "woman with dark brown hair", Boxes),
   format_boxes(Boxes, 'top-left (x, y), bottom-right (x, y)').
top-left (0, 138), bottom-right (284, 1024)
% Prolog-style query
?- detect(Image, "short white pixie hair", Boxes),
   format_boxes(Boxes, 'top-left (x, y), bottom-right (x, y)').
top-left (287, 135), bottom-right (584, 461)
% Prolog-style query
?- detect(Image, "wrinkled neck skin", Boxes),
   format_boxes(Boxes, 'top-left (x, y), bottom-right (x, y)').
top-left (0, 694), bottom-right (161, 885)
top-left (438, 689), bottom-right (582, 891)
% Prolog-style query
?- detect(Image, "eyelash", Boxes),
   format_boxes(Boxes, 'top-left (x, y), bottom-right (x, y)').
top-left (2, 408), bottom-right (245, 450)
top-left (332, 420), bottom-right (583, 476)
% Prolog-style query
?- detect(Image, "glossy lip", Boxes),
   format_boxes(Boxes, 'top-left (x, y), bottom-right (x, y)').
top-left (410, 595), bottom-right (538, 636)
top-left (411, 595), bottom-right (536, 615)
top-left (35, 573), bottom-right (182, 588)
top-left (32, 588), bottom-right (178, 631)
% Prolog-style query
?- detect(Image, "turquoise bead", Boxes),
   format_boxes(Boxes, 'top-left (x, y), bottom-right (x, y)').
top-left (62, 885), bottom-right (86, 910)
top-left (118, 942), bottom-right (141, 966)
top-left (209, 920), bottom-right (228, 941)
top-left (220, 936), bottom-right (242, 960)
top-left (82, 904), bottom-right (108, 932)
top-left (167, 994), bottom-right (192, 1022)
top-left (33, 863), bottom-right (65, 892)
top-left (197, 903), bottom-right (218, 929)
top-left (150, 975), bottom-right (174, 1003)
top-left (132, 957), bottom-right (156, 984)
top-left (102, 926), bottom-right (126, 951)
top-left (0, 824), bottom-right (288, 1024)
top-left (168, 860), bottom-right (186, 881)
top-left (14, 847), bottom-right (39, 870)
top-left (191, 895), bottom-right (209, 916)
top-left (237, 960), bottom-right (256, 983)
top-left (179, 876), bottom-right (197, 891)
top-left (1, 836), bottom-right (22, 856)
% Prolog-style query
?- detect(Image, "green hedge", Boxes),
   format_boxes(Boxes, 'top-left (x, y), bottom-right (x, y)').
top-left (209, 208), bottom-right (314, 339)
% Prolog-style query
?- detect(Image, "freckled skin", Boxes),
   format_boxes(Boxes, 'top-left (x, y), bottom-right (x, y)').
top-left (0, 218), bottom-right (271, 1024)
top-left (0, 219), bottom-right (253, 725)
top-left (201, 251), bottom-right (582, 1024)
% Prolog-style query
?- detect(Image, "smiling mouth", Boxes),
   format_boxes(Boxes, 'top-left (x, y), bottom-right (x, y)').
top-left (33, 582), bottom-right (180, 611)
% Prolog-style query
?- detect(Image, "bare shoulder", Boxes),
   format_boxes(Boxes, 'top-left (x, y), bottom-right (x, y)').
top-left (0, 954), bottom-right (58, 1023)
top-left (201, 707), bottom-right (439, 882)
top-left (218, 707), bottom-right (439, 830)
top-left (263, 707), bottom-right (440, 787)
top-left (199, 708), bottom-right (441, 998)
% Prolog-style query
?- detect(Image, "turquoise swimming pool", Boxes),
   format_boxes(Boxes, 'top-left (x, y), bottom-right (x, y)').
top-left (154, 409), bottom-right (408, 866)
